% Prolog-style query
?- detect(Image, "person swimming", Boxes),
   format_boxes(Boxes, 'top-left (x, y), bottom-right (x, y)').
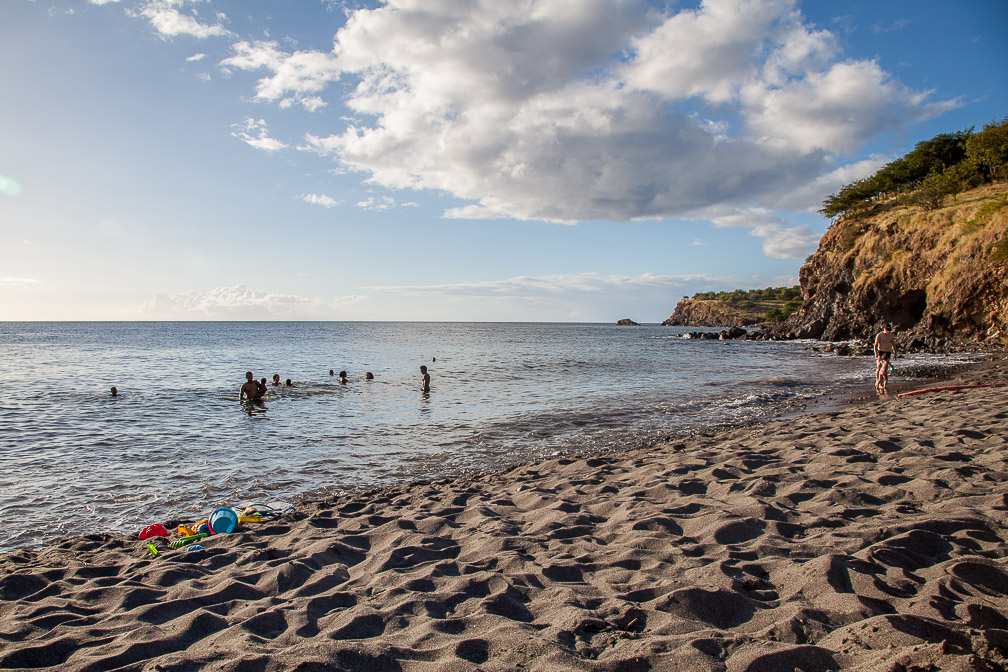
top-left (338, 370), bottom-right (348, 384)
top-left (272, 374), bottom-right (281, 386)
top-left (285, 378), bottom-right (293, 387)
top-left (110, 386), bottom-right (118, 397)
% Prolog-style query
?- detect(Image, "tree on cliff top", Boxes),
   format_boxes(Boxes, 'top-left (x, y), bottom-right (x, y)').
top-left (967, 116), bottom-right (1008, 181)
top-left (820, 117), bottom-right (1007, 218)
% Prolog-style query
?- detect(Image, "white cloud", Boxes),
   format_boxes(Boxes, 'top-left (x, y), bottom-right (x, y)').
top-left (141, 284), bottom-right (364, 319)
top-left (134, 1), bottom-right (231, 40)
top-left (186, 52), bottom-right (206, 62)
top-left (770, 156), bottom-right (889, 213)
top-left (872, 18), bottom-right (912, 35)
top-left (365, 272), bottom-right (733, 299)
top-left (623, 0), bottom-right (820, 104)
top-left (220, 40), bottom-right (341, 108)
top-left (356, 195), bottom-right (395, 211)
top-left (300, 193), bottom-right (340, 208)
top-left (230, 117), bottom-right (287, 152)
top-left (741, 60), bottom-right (958, 154)
top-left (0, 277), bottom-right (42, 286)
top-left (362, 270), bottom-right (776, 321)
top-left (711, 208), bottom-right (819, 259)
top-left (211, 0), bottom-right (951, 253)
top-left (88, 0), bottom-right (123, 5)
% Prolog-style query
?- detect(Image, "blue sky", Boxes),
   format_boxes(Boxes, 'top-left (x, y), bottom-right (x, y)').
top-left (1, 0), bottom-right (1005, 321)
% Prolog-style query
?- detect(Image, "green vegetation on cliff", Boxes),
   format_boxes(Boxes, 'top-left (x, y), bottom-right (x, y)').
top-left (682, 286), bottom-right (801, 324)
top-left (820, 116), bottom-right (1008, 219)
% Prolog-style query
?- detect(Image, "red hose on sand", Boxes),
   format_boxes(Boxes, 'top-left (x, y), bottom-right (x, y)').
top-left (896, 383), bottom-right (1005, 399)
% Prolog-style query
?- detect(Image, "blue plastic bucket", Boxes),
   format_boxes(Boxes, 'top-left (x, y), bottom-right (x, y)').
top-left (209, 507), bottom-right (238, 534)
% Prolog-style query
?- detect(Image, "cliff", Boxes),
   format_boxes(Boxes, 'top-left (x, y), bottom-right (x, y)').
top-left (661, 300), bottom-right (764, 327)
top-left (781, 182), bottom-right (1008, 349)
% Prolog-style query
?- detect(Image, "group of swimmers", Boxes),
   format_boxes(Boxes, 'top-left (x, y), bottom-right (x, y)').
top-left (239, 363), bottom-right (432, 401)
top-left (239, 372), bottom-right (295, 401)
top-left (327, 369), bottom-right (375, 383)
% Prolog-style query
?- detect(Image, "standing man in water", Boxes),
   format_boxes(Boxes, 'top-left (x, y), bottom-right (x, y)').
top-left (874, 324), bottom-right (897, 392)
top-left (240, 371), bottom-right (266, 401)
top-left (420, 365), bottom-right (431, 393)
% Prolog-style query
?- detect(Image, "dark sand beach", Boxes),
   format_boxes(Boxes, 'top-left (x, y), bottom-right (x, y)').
top-left (1, 359), bottom-right (1006, 671)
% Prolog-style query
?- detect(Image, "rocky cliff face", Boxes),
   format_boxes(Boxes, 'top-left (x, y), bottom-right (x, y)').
top-left (781, 182), bottom-right (1008, 349)
top-left (662, 299), bottom-right (763, 327)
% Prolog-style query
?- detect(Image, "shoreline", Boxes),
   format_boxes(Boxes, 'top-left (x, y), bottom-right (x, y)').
top-left (0, 326), bottom-right (990, 557)
top-left (2, 356), bottom-right (1006, 670)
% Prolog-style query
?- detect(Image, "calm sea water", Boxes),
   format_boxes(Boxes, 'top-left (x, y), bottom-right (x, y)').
top-left (0, 322), bottom-right (959, 552)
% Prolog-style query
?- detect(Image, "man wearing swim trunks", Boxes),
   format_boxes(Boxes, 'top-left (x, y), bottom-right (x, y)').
top-left (874, 324), bottom-right (896, 391)
top-left (240, 371), bottom-right (267, 401)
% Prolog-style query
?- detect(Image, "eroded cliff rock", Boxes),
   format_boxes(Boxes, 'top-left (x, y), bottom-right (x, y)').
top-left (661, 300), bottom-right (762, 327)
top-left (780, 182), bottom-right (1008, 349)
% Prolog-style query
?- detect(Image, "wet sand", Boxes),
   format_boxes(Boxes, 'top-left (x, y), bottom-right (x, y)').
top-left (1, 359), bottom-right (1006, 671)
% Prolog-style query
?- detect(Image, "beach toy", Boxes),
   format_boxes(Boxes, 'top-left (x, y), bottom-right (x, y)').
top-left (170, 533), bottom-right (208, 549)
top-left (186, 545), bottom-right (205, 552)
top-left (209, 507), bottom-right (238, 534)
top-left (237, 516), bottom-right (268, 524)
top-left (146, 544), bottom-right (159, 557)
top-left (177, 525), bottom-right (196, 537)
top-left (139, 524), bottom-right (169, 540)
top-left (197, 523), bottom-right (210, 535)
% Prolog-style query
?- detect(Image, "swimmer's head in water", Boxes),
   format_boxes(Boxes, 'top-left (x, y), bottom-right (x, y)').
top-left (285, 378), bottom-right (292, 386)
top-left (365, 372), bottom-right (374, 380)
top-left (329, 369), bottom-right (334, 376)
top-left (272, 374), bottom-right (280, 383)
top-left (110, 386), bottom-right (118, 396)
top-left (246, 371), bottom-right (254, 381)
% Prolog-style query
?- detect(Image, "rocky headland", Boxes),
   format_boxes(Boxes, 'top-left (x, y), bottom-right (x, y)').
top-left (664, 181), bottom-right (1008, 351)
top-left (661, 299), bottom-right (764, 327)
top-left (780, 181), bottom-right (1008, 350)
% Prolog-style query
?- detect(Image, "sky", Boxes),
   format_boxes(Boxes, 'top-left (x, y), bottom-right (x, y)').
top-left (1, 0), bottom-right (1005, 322)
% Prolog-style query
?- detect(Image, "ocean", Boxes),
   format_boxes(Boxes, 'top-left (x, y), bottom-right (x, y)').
top-left (0, 321), bottom-right (968, 553)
